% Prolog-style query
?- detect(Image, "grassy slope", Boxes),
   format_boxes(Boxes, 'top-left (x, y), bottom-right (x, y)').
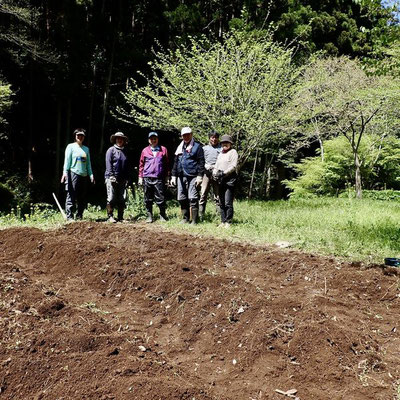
top-left (1, 198), bottom-right (400, 263)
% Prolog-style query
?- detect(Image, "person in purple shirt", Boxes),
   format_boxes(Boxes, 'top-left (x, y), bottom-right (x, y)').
top-left (105, 132), bottom-right (130, 223)
top-left (138, 131), bottom-right (169, 223)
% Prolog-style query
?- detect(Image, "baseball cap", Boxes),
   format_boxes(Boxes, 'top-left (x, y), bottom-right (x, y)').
top-left (181, 127), bottom-right (192, 135)
top-left (148, 132), bottom-right (158, 138)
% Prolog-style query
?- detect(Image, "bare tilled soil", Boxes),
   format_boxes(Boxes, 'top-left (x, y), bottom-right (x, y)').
top-left (0, 222), bottom-right (399, 400)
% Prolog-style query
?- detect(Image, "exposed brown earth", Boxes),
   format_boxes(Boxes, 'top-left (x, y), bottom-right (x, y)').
top-left (0, 222), bottom-right (399, 399)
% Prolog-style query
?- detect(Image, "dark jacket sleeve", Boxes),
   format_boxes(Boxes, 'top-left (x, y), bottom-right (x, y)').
top-left (196, 145), bottom-right (205, 176)
top-left (105, 147), bottom-right (114, 178)
top-left (171, 153), bottom-right (178, 177)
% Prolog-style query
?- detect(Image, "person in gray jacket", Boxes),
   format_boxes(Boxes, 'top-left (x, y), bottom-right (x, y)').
top-left (199, 131), bottom-right (221, 220)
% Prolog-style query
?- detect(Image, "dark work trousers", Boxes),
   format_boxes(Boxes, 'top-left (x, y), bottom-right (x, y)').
top-left (65, 171), bottom-right (88, 219)
top-left (143, 178), bottom-right (165, 209)
top-left (218, 182), bottom-right (235, 223)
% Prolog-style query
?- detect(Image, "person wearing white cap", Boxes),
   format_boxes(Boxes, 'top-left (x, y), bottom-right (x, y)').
top-left (171, 127), bottom-right (205, 224)
top-left (104, 132), bottom-right (130, 223)
top-left (61, 128), bottom-right (94, 221)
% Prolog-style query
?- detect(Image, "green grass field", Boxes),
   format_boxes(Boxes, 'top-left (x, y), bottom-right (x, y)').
top-left (1, 197), bottom-right (400, 264)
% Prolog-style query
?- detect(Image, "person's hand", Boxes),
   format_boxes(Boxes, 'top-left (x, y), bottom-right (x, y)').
top-left (170, 176), bottom-right (177, 187)
top-left (60, 173), bottom-right (67, 183)
top-left (138, 177), bottom-right (143, 186)
top-left (213, 170), bottom-right (224, 183)
top-left (109, 176), bottom-right (117, 184)
top-left (90, 175), bottom-right (95, 184)
top-left (195, 176), bottom-right (203, 188)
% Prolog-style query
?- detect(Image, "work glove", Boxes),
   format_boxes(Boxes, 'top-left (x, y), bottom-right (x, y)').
top-left (90, 175), bottom-right (95, 184)
top-left (109, 176), bottom-right (117, 185)
top-left (195, 176), bottom-right (203, 188)
top-left (170, 176), bottom-right (177, 187)
top-left (138, 177), bottom-right (143, 186)
top-left (213, 170), bottom-right (224, 183)
top-left (205, 163), bottom-right (213, 171)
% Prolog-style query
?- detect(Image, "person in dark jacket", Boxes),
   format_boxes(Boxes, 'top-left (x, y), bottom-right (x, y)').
top-left (105, 132), bottom-right (130, 223)
top-left (171, 127), bottom-right (205, 224)
top-left (138, 131), bottom-right (169, 223)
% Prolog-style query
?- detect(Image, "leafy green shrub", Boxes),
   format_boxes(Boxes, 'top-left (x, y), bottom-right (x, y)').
top-left (285, 135), bottom-right (400, 198)
top-left (125, 185), bottom-right (147, 220)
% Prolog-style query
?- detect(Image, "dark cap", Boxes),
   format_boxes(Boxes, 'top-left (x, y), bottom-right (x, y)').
top-left (220, 134), bottom-right (233, 144)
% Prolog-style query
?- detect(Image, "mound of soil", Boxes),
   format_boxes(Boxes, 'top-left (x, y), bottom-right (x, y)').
top-left (0, 222), bottom-right (399, 399)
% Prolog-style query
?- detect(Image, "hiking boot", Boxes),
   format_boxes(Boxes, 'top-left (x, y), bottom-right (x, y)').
top-left (159, 205), bottom-right (168, 222)
top-left (159, 214), bottom-right (168, 222)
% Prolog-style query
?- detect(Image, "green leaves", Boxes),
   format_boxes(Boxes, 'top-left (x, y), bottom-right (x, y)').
top-left (119, 30), bottom-right (299, 166)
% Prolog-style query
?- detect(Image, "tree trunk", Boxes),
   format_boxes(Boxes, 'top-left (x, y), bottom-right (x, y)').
top-left (28, 61), bottom-right (34, 182)
top-left (55, 99), bottom-right (62, 190)
top-left (248, 149), bottom-right (258, 199)
top-left (99, 21), bottom-right (117, 153)
top-left (87, 63), bottom-right (97, 143)
top-left (354, 151), bottom-right (362, 199)
top-left (318, 137), bottom-right (324, 162)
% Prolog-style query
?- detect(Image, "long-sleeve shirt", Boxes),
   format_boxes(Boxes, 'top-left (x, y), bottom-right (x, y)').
top-left (63, 143), bottom-right (93, 177)
top-left (139, 145), bottom-right (169, 179)
top-left (214, 148), bottom-right (238, 176)
top-left (105, 145), bottom-right (130, 180)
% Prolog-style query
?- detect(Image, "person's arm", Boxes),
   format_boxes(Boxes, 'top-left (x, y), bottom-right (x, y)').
top-left (196, 145), bottom-right (205, 177)
top-left (61, 144), bottom-right (72, 183)
top-left (138, 148), bottom-right (146, 178)
top-left (224, 150), bottom-right (238, 176)
top-left (162, 147), bottom-right (169, 178)
top-left (86, 147), bottom-right (95, 183)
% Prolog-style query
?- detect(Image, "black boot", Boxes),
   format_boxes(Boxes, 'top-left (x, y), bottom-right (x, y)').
top-left (179, 200), bottom-right (189, 223)
top-left (190, 207), bottom-right (199, 225)
top-left (117, 205), bottom-right (124, 222)
top-left (199, 204), bottom-right (205, 221)
top-left (107, 204), bottom-right (116, 223)
top-left (159, 204), bottom-right (168, 222)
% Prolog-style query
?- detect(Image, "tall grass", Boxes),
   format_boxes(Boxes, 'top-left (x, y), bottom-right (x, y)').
top-left (1, 197), bottom-right (399, 263)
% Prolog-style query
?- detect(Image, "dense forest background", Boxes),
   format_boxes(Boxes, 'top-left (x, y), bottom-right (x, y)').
top-left (0, 0), bottom-right (399, 211)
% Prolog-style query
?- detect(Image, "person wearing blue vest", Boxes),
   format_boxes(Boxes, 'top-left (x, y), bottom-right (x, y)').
top-left (61, 128), bottom-right (95, 221)
top-left (171, 127), bottom-right (205, 224)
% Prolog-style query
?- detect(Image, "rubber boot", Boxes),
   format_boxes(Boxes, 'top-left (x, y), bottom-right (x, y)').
top-left (106, 204), bottom-right (116, 223)
top-left (159, 204), bottom-right (168, 222)
top-left (190, 207), bottom-right (199, 225)
top-left (117, 205), bottom-right (124, 222)
top-left (145, 203), bottom-right (153, 223)
top-left (179, 200), bottom-right (189, 223)
top-left (199, 203), bottom-right (205, 221)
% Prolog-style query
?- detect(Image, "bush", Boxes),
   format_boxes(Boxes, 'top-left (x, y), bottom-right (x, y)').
top-left (284, 135), bottom-right (400, 198)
